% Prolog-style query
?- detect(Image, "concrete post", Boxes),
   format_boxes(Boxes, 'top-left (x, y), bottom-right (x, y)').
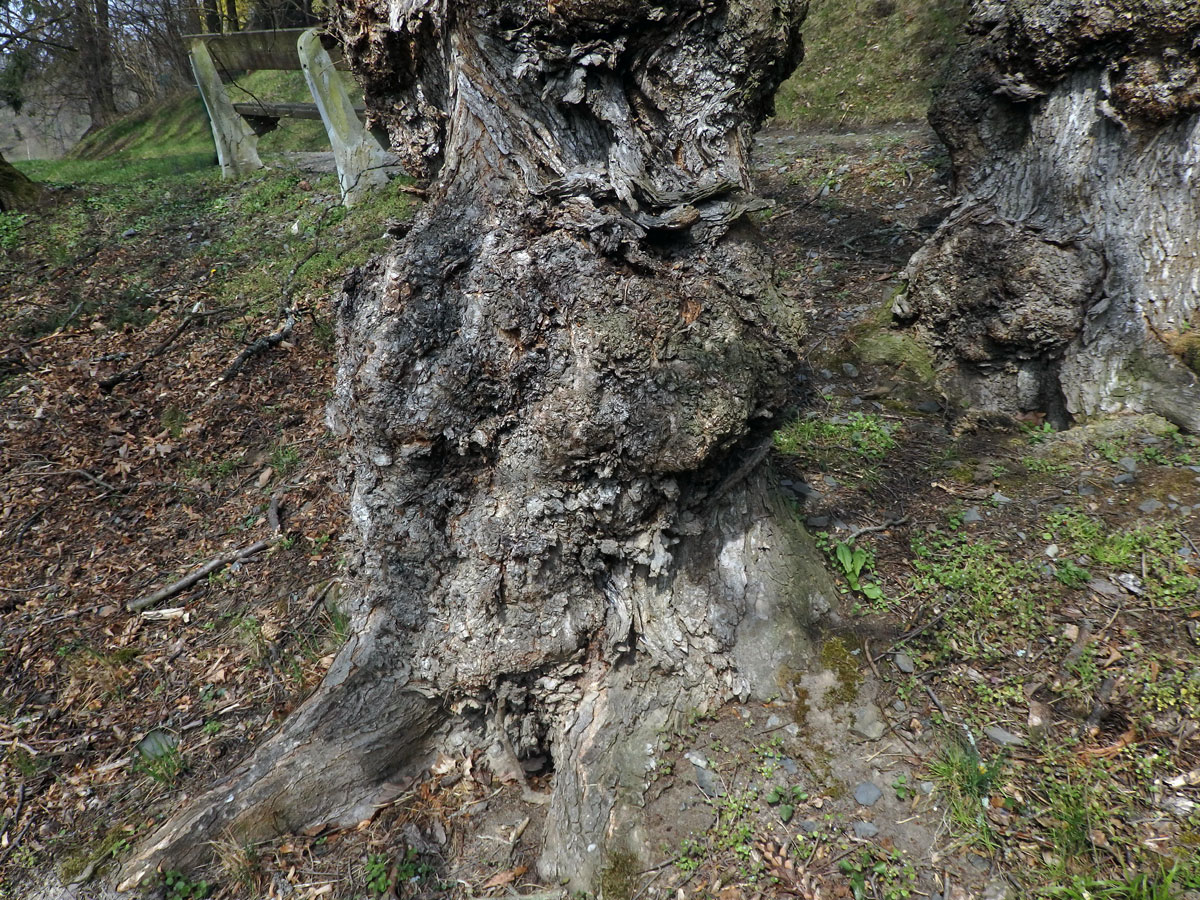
top-left (297, 28), bottom-right (392, 205)
top-left (189, 39), bottom-right (265, 179)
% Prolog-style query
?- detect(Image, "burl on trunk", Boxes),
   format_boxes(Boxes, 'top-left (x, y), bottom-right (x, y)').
top-left (119, 1), bottom-right (836, 891)
top-left (895, 0), bottom-right (1200, 431)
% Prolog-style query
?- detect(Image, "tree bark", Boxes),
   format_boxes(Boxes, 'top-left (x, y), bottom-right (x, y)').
top-left (74, 0), bottom-right (118, 132)
top-left (119, 0), bottom-right (836, 892)
top-left (0, 151), bottom-right (41, 213)
top-left (894, 0), bottom-right (1200, 432)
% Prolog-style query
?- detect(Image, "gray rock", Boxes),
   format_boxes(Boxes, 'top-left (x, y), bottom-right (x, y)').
top-left (842, 363), bottom-right (860, 378)
top-left (854, 782), bottom-right (883, 806)
top-left (1078, 484), bottom-right (1097, 496)
top-left (692, 764), bottom-right (722, 798)
top-left (982, 879), bottom-right (1014, 900)
top-left (806, 515), bottom-right (830, 528)
top-left (893, 652), bottom-right (915, 674)
top-left (991, 491), bottom-right (1011, 504)
top-left (820, 368), bottom-right (835, 380)
top-left (1138, 498), bottom-right (1163, 514)
top-left (916, 400), bottom-right (941, 413)
top-left (1113, 473), bottom-right (1135, 485)
top-left (765, 715), bottom-right (782, 728)
top-left (851, 705), bottom-right (886, 741)
top-left (780, 757), bottom-right (799, 776)
top-left (962, 506), bottom-right (983, 524)
top-left (798, 819), bottom-right (821, 834)
top-left (852, 821), bottom-right (879, 838)
top-left (984, 725), bottom-right (1024, 747)
top-left (1139, 435), bottom-right (1162, 445)
top-left (1118, 456), bottom-right (1139, 473)
top-left (920, 781), bottom-right (934, 794)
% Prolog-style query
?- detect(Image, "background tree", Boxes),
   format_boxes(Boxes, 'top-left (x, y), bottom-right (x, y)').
top-left (119, 0), bottom-right (835, 892)
top-left (894, 0), bottom-right (1200, 432)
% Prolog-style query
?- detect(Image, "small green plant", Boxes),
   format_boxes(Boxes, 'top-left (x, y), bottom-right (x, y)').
top-left (839, 848), bottom-right (917, 900)
top-left (765, 784), bottom-right (809, 823)
top-left (364, 853), bottom-right (391, 895)
top-left (269, 443), bottom-right (301, 479)
top-left (0, 211), bottom-right (29, 250)
top-left (1021, 422), bottom-right (1055, 444)
top-left (892, 774), bottom-right (911, 801)
top-left (834, 541), bottom-right (885, 601)
top-left (162, 869), bottom-right (211, 900)
top-left (1053, 559), bottom-right (1092, 588)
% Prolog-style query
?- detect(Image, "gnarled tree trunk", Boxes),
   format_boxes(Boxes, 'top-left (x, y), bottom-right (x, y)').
top-left (119, 1), bottom-right (836, 891)
top-left (0, 152), bottom-right (41, 213)
top-left (894, 0), bottom-right (1200, 431)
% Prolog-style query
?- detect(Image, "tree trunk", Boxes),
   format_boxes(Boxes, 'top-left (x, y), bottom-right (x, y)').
top-left (0, 152), bottom-right (41, 213)
top-left (75, 0), bottom-right (119, 132)
top-left (119, 0), bottom-right (835, 892)
top-left (204, 0), bottom-right (222, 34)
top-left (893, 0), bottom-right (1200, 432)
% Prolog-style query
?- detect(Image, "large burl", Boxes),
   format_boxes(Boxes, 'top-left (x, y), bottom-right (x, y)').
top-left (119, 1), bottom-right (837, 892)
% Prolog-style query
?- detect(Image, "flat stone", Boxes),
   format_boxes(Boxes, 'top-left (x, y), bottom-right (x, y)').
top-left (1113, 473), bottom-right (1135, 485)
top-left (851, 705), bottom-right (887, 741)
top-left (854, 782), bottom-right (883, 806)
top-left (893, 652), bottom-right (915, 674)
top-left (693, 765), bottom-right (722, 798)
top-left (1078, 484), bottom-right (1097, 496)
top-left (842, 363), bottom-right (860, 378)
top-left (765, 715), bottom-right (782, 728)
top-left (798, 819), bottom-right (821, 834)
top-left (1138, 498), bottom-right (1163, 514)
top-left (991, 492), bottom-right (1011, 504)
top-left (916, 400), bottom-right (941, 413)
top-left (820, 368), bottom-right (834, 380)
top-left (1118, 456), bottom-right (1139, 473)
top-left (852, 821), bottom-right (879, 838)
top-left (806, 516), bottom-right (831, 528)
top-left (962, 506), bottom-right (983, 524)
top-left (780, 757), bottom-right (800, 776)
top-left (984, 725), bottom-right (1024, 747)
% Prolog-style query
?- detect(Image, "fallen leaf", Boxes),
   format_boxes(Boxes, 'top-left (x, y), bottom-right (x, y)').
top-left (481, 865), bottom-right (527, 890)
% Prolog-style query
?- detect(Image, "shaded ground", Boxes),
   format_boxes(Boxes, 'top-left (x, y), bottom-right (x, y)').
top-left (2, 126), bottom-right (1199, 900)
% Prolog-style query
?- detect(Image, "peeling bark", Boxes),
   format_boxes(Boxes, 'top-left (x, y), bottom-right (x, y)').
top-left (896, 0), bottom-right (1200, 431)
top-left (118, 1), bottom-right (838, 892)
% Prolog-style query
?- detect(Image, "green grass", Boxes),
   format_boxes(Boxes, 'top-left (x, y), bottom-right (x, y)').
top-left (774, 411), bottom-right (897, 460)
top-left (776, 0), bottom-right (968, 127)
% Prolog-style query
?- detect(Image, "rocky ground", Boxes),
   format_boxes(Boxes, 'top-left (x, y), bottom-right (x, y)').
top-left (2, 124), bottom-right (1198, 900)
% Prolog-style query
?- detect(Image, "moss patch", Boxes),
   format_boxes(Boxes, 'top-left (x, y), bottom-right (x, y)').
top-left (819, 636), bottom-right (863, 705)
top-left (600, 848), bottom-right (641, 900)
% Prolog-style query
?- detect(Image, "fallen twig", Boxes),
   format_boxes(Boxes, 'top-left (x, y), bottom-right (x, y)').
top-left (127, 539), bottom-right (272, 612)
top-left (845, 515), bottom-right (910, 545)
top-left (98, 311), bottom-right (199, 393)
top-left (216, 313), bottom-right (294, 383)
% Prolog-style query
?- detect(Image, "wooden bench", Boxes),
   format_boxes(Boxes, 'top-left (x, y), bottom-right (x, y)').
top-left (187, 27), bottom-right (392, 205)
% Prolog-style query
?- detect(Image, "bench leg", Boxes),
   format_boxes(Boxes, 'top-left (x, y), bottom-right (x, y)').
top-left (298, 28), bottom-right (392, 206)
top-left (189, 40), bottom-right (265, 179)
